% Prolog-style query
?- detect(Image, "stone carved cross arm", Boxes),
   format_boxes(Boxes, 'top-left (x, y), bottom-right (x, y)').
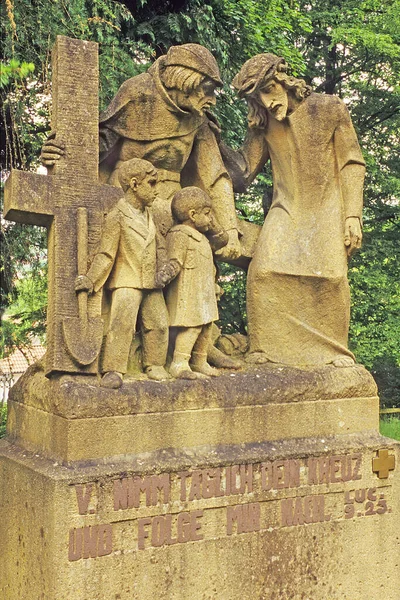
top-left (4, 36), bottom-right (122, 376)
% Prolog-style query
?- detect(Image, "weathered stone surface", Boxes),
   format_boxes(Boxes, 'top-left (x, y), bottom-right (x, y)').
top-left (228, 53), bottom-right (365, 368)
top-left (10, 360), bottom-right (377, 417)
top-left (4, 37), bottom-right (123, 376)
top-left (2, 37), bottom-right (398, 600)
top-left (74, 158), bottom-right (171, 386)
top-left (5, 361), bottom-right (378, 463)
top-left (1, 433), bottom-right (399, 600)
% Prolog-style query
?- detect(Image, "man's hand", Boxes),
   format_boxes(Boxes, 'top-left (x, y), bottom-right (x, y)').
top-left (215, 229), bottom-right (241, 260)
top-left (75, 275), bottom-right (94, 294)
top-left (344, 217), bottom-right (362, 258)
top-left (40, 131), bottom-right (65, 166)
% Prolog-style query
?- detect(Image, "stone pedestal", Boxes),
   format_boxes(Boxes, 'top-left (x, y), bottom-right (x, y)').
top-left (1, 363), bottom-right (399, 599)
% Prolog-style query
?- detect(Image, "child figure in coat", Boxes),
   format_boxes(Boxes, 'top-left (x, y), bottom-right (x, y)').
top-left (156, 186), bottom-right (228, 379)
top-left (75, 157), bottom-right (170, 389)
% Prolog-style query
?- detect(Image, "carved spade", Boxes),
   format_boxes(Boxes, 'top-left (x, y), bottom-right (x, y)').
top-left (63, 207), bottom-right (103, 365)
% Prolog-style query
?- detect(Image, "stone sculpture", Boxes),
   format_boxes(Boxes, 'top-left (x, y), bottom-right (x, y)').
top-left (75, 158), bottom-right (170, 387)
top-left (222, 53), bottom-right (365, 367)
top-left (4, 37), bottom-right (123, 376)
top-left (36, 45), bottom-right (365, 374)
top-left (42, 43), bottom-right (242, 260)
top-left (156, 187), bottom-right (228, 379)
top-left (3, 38), bottom-right (399, 600)
top-left (41, 42), bottom-right (254, 371)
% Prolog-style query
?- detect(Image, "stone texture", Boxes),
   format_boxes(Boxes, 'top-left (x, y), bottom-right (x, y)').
top-left (227, 54), bottom-right (365, 367)
top-left (2, 38), bottom-right (399, 600)
top-left (5, 362), bottom-right (379, 463)
top-left (4, 37), bottom-right (123, 376)
top-left (1, 432), bottom-right (399, 600)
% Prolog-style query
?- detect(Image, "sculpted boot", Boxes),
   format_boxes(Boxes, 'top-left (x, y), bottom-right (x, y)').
top-left (169, 352), bottom-right (207, 380)
top-left (145, 365), bottom-right (171, 380)
top-left (190, 352), bottom-right (220, 377)
top-left (100, 371), bottom-right (123, 389)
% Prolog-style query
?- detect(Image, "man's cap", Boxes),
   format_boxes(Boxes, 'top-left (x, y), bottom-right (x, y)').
top-left (232, 54), bottom-right (286, 97)
top-left (165, 44), bottom-right (223, 86)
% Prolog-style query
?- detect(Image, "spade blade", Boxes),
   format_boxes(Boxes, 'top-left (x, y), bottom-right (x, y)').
top-left (63, 316), bottom-right (103, 366)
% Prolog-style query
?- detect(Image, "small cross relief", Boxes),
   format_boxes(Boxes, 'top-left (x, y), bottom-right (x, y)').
top-left (372, 449), bottom-right (395, 479)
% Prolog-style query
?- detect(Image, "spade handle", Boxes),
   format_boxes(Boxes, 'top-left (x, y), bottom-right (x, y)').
top-left (77, 207), bottom-right (88, 325)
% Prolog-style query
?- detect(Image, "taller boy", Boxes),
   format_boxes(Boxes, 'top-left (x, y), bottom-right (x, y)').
top-left (75, 158), bottom-right (169, 388)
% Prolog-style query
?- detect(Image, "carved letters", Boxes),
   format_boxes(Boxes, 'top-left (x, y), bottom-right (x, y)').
top-left (307, 454), bottom-right (362, 485)
top-left (69, 525), bottom-right (113, 561)
top-left (68, 453), bottom-right (393, 560)
top-left (281, 495), bottom-right (331, 527)
top-left (137, 510), bottom-right (204, 550)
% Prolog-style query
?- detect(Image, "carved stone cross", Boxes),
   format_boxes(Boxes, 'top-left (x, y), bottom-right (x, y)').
top-left (372, 449), bottom-right (396, 479)
top-left (4, 36), bottom-right (122, 376)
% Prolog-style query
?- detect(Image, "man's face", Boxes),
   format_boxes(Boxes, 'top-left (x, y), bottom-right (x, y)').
top-left (188, 79), bottom-right (217, 115)
top-left (191, 205), bottom-right (213, 232)
top-left (257, 79), bottom-right (288, 121)
top-left (134, 171), bottom-right (158, 207)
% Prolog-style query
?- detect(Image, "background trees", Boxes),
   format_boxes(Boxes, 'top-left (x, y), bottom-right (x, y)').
top-left (1, 0), bottom-right (399, 404)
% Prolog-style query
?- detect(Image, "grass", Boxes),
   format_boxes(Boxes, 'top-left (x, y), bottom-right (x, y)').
top-left (380, 416), bottom-right (400, 441)
top-left (0, 403), bottom-right (7, 439)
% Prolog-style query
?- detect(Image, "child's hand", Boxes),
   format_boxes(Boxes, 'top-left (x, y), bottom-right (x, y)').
top-left (75, 275), bottom-right (94, 294)
top-left (215, 229), bottom-right (241, 259)
top-left (155, 261), bottom-right (180, 288)
top-left (155, 267), bottom-right (171, 288)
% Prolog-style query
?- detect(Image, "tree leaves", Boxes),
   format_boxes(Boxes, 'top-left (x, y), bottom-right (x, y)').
top-left (0, 0), bottom-right (399, 404)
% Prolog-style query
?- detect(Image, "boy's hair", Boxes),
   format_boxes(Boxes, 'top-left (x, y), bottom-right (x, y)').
top-left (118, 158), bottom-right (157, 192)
top-left (171, 187), bottom-right (212, 222)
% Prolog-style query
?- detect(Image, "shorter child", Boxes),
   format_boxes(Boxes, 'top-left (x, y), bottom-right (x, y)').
top-left (156, 186), bottom-right (228, 379)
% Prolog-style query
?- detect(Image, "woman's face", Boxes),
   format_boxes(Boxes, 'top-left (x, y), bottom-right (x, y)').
top-left (257, 79), bottom-right (288, 121)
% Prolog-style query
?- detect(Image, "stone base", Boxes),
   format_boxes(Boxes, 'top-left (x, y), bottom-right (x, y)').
top-left (1, 433), bottom-right (399, 600)
top-left (6, 362), bottom-right (379, 462)
top-left (1, 363), bottom-right (399, 599)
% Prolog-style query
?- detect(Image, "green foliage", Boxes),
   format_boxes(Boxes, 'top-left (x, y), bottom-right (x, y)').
top-left (0, 0), bottom-right (399, 405)
top-left (1, 211), bottom-right (47, 318)
top-left (218, 266), bottom-right (247, 334)
top-left (0, 267), bottom-right (47, 357)
top-left (0, 59), bottom-right (35, 87)
top-left (0, 216), bottom-right (47, 357)
top-left (348, 214), bottom-right (400, 407)
top-left (380, 416), bottom-right (400, 441)
top-left (0, 403), bottom-right (7, 438)
top-left (349, 216), bottom-right (400, 367)
top-left (0, 0), bottom-right (153, 171)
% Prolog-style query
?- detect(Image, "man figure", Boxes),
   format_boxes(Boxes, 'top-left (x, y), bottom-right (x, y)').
top-left (75, 158), bottom-right (170, 388)
top-left (43, 43), bottom-right (252, 370)
top-left (43, 44), bottom-right (242, 259)
top-left (223, 53), bottom-right (365, 367)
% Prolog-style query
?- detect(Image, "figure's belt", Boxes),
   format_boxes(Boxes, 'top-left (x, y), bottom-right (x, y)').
top-left (156, 169), bottom-right (180, 183)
